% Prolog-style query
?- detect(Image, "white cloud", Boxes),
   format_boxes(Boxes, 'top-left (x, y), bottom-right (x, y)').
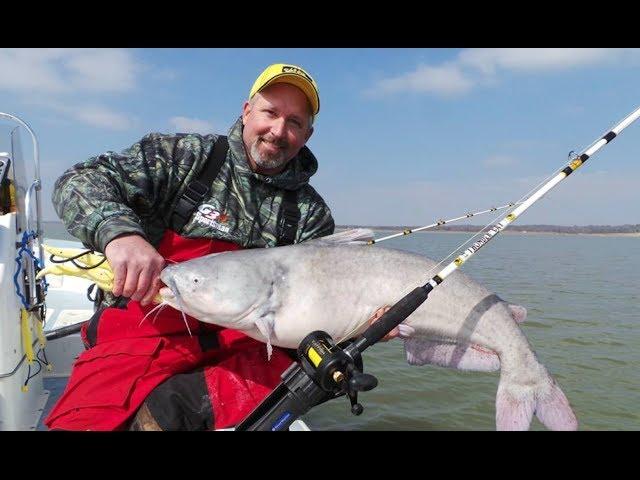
top-left (368, 63), bottom-right (473, 96)
top-left (72, 106), bottom-right (136, 130)
top-left (458, 48), bottom-right (613, 74)
top-left (0, 49), bottom-right (68, 93)
top-left (366, 48), bottom-right (640, 98)
top-left (65, 49), bottom-right (139, 92)
top-left (29, 98), bottom-right (136, 131)
top-left (169, 116), bottom-right (215, 134)
top-left (0, 48), bottom-right (141, 94)
top-left (0, 49), bottom-right (144, 130)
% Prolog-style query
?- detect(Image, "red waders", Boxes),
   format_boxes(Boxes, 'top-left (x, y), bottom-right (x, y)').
top-left (44, 230), bottom-right (294, 430)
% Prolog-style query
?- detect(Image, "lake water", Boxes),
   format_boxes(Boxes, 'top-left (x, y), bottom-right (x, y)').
top-left (303, 231), bottom-right (640, 430)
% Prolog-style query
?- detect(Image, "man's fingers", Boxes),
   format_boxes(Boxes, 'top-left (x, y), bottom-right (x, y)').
top-left (368, 305), bottom-right (397, 342)
top-left (371, 306), bottom-right (392, 321)
top-left (111, 264), bottom-right (126, 297)
top-left (104, 235), bottom-right (166, 302)
top-left (121, 264), bottom-right (142, 298)
top-left (385, 326), bottom-right (400, 340)
top-left (131, 268), bottom-right (153, 302)
top-left (140, 277), bottom-right (163, 306)
top-left (140, 259), bottom-right (166, 305)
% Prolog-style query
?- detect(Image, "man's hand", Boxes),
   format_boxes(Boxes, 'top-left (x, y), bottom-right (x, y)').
top-left (368, 305), bottom-right (399, 342)
top-left (104, 234), bottom-right (166, 306)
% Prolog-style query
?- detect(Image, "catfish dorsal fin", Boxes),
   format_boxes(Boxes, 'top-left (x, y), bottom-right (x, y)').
top-left (308, 228), bottom-right (375, 245)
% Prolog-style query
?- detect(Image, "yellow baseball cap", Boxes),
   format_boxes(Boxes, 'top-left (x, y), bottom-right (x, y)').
top-left (249, 63), bottom-right (320, 116)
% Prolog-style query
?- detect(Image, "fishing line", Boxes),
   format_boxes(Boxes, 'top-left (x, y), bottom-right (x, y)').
top-left (368, 202), bottom-right (523, 244)
top-left (375, 136), bottom-right (614, 284)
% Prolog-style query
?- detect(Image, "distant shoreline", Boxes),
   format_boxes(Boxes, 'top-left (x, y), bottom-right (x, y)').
top-left (42, 220), bottom-right (639, 241)
top-left (339, 229), bottom-right (639, 238)
top-left (373, 230), bottom-right (640, 237)
top-left (337, 225), bottom-right (640, 237)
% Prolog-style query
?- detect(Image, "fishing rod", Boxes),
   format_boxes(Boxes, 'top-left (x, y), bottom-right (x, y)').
top-left (366, 201), bottom-right (523, 244)
top-left (236, 104), bottom-right (640, 431)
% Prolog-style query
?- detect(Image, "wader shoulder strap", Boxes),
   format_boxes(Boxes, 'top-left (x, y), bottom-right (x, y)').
top-left (170, 135), bottom-right (229, 232)
top-left (276, 189), bottom-right (300, 246)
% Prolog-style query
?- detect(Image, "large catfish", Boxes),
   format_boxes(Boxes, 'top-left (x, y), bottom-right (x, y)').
top-left (159, 229), bottom-right (578, 431)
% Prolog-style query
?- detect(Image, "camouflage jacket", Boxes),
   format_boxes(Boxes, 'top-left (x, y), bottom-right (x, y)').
top-left (52, 117), bottom-right (335, 307)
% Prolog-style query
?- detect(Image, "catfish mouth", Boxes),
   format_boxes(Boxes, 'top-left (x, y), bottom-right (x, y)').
top-left (152, 279), bottom-right (193, 336)
top-left (159, 286), bottom-right (175, 302)
top-left (159, 278), bottom-right (185, 311)
top-left (159, 267), bottom-right (178, 303)
top-left (158, 275), bottom-right (175, 303)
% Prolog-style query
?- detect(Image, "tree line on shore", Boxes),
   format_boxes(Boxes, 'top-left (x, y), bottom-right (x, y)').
top-left (44, 220), bottom-right (640, 239)
top-left (338, 224), bottom-right (640, 234)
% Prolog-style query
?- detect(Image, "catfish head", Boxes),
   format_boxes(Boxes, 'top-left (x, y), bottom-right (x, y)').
top-left (159, 250), bottom-right (280, 331)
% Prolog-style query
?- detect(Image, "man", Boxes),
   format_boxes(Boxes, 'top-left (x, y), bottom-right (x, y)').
top-left (45, 63), bottom-right (391, 431)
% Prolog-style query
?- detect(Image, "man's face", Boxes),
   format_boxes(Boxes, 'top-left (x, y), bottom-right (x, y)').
top-left (242, 82), bottom-right (314, 174)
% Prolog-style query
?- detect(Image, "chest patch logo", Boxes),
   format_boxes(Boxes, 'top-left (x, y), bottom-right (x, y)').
top-left (193, 204), bottom-right (230, 233)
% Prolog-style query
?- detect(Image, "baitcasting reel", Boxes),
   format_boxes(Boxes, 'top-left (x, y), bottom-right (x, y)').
top-left (235, 330), bottom-right (379, 431)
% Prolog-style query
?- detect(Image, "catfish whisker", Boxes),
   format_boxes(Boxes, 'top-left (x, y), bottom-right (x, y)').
top-left (167, 279), bottom-right (192, 337)
top-left (139, 301), bottom-right (168, 327)
top-left (151, 303), bottom-right (168, 324)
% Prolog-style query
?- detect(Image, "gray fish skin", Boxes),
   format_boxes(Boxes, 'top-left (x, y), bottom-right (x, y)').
top-left (159, 241), bottom-right (578, 431)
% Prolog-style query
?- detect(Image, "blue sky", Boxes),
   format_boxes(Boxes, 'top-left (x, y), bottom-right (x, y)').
top-left (1, 48), bottom-right (639, 226)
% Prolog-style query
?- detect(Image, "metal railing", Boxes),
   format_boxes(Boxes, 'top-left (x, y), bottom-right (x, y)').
top-left (1, 112), bottom-right (45, 309)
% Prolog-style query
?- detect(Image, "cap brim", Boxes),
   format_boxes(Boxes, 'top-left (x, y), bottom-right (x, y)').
top-left (260, 74), bottom-right (320, 115)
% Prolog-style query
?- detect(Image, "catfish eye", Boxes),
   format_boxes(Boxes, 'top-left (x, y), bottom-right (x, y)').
top-left (193, 278), bottom-right (199, 283)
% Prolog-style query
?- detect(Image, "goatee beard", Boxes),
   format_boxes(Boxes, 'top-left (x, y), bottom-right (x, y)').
top-left (250, 137), bottom-right (289, 170)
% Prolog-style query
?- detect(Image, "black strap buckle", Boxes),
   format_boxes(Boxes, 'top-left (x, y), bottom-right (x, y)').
top-left (175, 181), bottom-right (209, 215)
top-left (170, 136), bottom-right (229, 232)
top-left (277, 190), bottom-right (300, 246)
top-left (280, 209), bottom-right (299, 229)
